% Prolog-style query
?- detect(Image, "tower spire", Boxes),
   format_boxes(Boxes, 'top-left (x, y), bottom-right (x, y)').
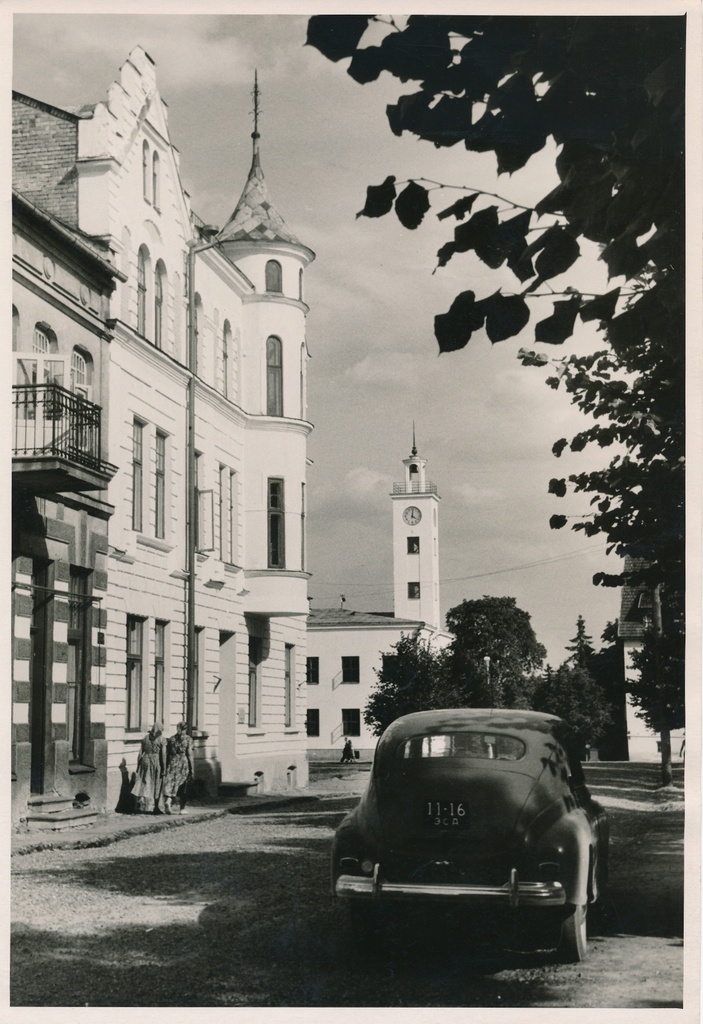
top-left (251, 70), bottom-right (261, 159)
top-left (411, 421), bottom-right (417, 457)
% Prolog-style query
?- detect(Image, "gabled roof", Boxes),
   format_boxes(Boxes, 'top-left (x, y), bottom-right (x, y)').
top-left (308, 608), bottom-right (426, 630)
top-left (218, 147), bottom-right (302, 246)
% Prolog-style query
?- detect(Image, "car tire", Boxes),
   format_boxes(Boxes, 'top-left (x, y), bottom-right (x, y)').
top-left (557, 902), bottom-right (588, 963)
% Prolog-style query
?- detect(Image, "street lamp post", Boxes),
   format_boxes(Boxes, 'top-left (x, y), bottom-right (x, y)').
top-left (185, 230), bottom-right (220, 730)
top-left (484, 655), bottom-right (492, 708)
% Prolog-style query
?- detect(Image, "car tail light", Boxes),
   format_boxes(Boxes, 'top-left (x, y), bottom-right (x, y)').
top-left (539, 861), bottom-right (561, 878)
top-left (340, 857), bottom-right (359, 873)
top-left (360, 858), bottom-right (375, 875)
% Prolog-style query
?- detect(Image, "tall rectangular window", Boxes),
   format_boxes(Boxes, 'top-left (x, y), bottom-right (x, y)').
top-left (268, 477), bottom-right (285, 568)
top-left (408, 582), bottom-right (421, 599)
top-left (67, 569), bottom-right (90, 763)
top-left (248, 636), bottom-right (262, 728)
top-left (154, 620), bottom-right (166, 724)
top-left (306, 656), bottom-right (319, 684)
top-left (342, 656), bottom-right (360, 683)
top-left (229, 471), bottom-right (237, 563)
top-left (126, 615), bottom-right (144, 730)
top-left (342, 708), bottom-right (361, 737)
top-left (219, 466), bottom-right (237, 563)
top-left (284, 644), bottom-right (294, 728)
top-left (132, 420), bottom-right (144, 532)
top-left (155, 431), bottom-right (166, 539)
top-left (306, 709), bottom-right (320, 737)
top-left (407, 536), bottom-right (420, 554)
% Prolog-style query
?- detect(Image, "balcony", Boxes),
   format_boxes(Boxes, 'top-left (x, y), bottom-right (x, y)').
top-left (392, 480), bottom-right (438, 495)
top-left (12, 384), bottom-right (116, 493)
top-left (242, 569), bottom-right (311, 617)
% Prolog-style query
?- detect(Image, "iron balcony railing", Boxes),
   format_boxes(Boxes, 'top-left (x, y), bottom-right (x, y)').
top-left (393, 481), bottom-right (438, 495)
top-left (13, 383), bottom-right (104, 471)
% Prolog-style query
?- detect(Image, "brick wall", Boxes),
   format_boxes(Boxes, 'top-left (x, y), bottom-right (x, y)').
top-left (12, 95), bottom-right (78, 227)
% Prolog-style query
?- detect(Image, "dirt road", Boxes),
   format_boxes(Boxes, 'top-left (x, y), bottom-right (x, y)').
top-left (11, 762), bottom-right (685, 1007)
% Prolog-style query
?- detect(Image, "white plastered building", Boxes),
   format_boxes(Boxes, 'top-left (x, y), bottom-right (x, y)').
top-left (19, 46), bottom-right (316, 808)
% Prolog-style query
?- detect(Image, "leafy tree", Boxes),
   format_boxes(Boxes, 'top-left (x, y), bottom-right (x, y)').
top-left (533, 662), bottom-right (612, 750)
top-left (565, 614), bottom-right (596, 669)
top-left (307, 14), bottom-right (685, 779)
top-left (365, 596), bottom-right (545, 734)
top-left (589, 620), bottom-right (629, 760)
top-left (306, 14), bottom-right (685, 597)
top-left (364, 632), bottom-right (452, 736)
top-left (445, 596), bottom-right (546, 709)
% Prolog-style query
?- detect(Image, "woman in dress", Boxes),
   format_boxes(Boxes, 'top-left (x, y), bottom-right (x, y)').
top-left (131, 722), bottom-right (165, 814)
top-left (163, 721), bottom-right (195, 814)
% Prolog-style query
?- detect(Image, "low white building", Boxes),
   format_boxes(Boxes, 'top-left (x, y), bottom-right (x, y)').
top-left (307, 442), bottom-right (451, 760)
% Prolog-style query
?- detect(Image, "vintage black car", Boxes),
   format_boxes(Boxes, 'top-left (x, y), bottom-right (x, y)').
top-left (331, 708), bottom-right (608, 962)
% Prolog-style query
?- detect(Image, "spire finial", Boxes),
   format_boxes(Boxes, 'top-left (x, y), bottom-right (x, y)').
top-left (411, 421), bottom-right (417, 457)
top-left (251, 70), bottom-right (261, 155)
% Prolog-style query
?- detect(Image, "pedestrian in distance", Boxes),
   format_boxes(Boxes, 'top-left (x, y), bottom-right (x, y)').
top-left (340, 737), bottom-right (354, 764)
top-left (130, 722), bottom-right (166, 814)
top-left (163, 721), bottom-right (195, 815)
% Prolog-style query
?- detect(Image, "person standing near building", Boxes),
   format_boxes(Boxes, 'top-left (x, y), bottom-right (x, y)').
top-left (340, 737), bottom-right (354, 764)
top-left (131, 722), bottom-right (166, 814)
top-left (163, 722), bottom-right (195, 814)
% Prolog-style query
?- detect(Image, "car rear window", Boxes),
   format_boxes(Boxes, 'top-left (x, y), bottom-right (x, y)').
top-left (397, 732), bottom-right (526, 761)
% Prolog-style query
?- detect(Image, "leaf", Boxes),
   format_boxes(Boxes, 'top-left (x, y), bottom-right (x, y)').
top-left (482, 292), bottom-right (530, 342)
top-left (434, 290), bottom-right (486, 353)
top-left (356, 176), bottom-right (397, 219)
top-left (436, 205), bottom-right (499, 268)
top-left (534, 227), bottom-right (580, 281)
top-left (306, 15), bottom-right (371, 62)
top-left (552, 438), bottom-right (568, 457)
top-left (394, 181), bottom-right (431, 230)
top-left (534, 297), bottom-right (581, 345)
top-left (550, 515), bottom-right (568, 530)
top-left (437, 193), bottom-right (479, 222)
top-left (347, 46), bottom-right (386, 85)
top-left (518, 348), bottom-right (549, 367)
top-left (549, 478), bottom-right (567, 497)
top-left (579, 288), bottom-right (620, 324)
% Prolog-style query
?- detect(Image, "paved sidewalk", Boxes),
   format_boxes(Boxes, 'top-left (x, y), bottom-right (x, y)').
top-left (11, 791), bottom-right (322, 857)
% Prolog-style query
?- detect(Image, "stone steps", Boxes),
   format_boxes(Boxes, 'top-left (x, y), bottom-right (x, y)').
top-left (24, 794), bottom-right (99, 831)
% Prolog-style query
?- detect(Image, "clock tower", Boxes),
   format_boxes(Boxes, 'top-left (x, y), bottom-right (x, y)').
top-left (391, 436), bottom-right (441, 629)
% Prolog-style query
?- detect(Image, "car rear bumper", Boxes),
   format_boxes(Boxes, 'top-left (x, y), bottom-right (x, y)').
top-left (335, 866), bottom-right (566, 907)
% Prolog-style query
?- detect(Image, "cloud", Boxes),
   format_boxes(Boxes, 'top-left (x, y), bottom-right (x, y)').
top-left (344, 466), bottom-right (393, 500)
top-left (452, 482), bottom-right (503, 508)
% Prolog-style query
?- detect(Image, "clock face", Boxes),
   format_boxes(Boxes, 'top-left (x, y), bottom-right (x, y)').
top-left (403, 506), bottom-right (422, 525)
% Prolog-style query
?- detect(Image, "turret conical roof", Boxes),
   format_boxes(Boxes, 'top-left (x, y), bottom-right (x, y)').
top-left (218, 145), bottom-right (302, 247)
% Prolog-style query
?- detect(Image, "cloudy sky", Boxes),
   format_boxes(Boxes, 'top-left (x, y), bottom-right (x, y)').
top-left (11, 9), bottom-right (626, 665)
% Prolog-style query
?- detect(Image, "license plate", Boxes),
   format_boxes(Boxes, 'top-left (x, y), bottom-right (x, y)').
top-left (424, 800), bottom-right (469, 828)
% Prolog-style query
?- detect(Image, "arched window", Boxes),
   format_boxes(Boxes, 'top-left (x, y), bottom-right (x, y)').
top-left (266, 336), bottom-right (283, 416)
top-left (71, 348), bottom-right (93, 399)
top-left (137, 245), bottom-right (149, 336)
top-left (12, 306), bottom-right (20, 351)
top-left (152, 151), bottom-right (160, 210)
top-left (222, 320), bottom-right (232, 398)
top-left (154, 260), bottom-right (166, 349)
top-left (298, 268), bottom-right (304, 301)
top-left (33, 325), bottom-right (50, 353)
top-left (265, 260), bottom-right (282, 293)
top-left (142, 141), bottom-right (150, 202)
